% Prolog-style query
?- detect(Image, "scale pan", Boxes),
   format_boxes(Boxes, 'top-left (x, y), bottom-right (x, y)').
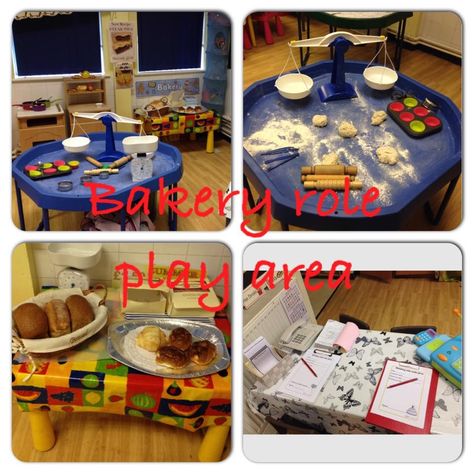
top-left (275, 73), bottom-right (313, 100)
top-left (62, 136), bottom-right (90, 153)
top-left (363, 66), bottom-right (398, 90)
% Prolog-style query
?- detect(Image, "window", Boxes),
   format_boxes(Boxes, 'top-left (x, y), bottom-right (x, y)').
top-left (137, 12), bottom-right (205, 73)
top-left (12, 12), bottom-right (103, 77)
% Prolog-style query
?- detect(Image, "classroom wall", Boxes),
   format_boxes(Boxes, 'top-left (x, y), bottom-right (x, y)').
top-left (28, 242), bottom-right (231, 301)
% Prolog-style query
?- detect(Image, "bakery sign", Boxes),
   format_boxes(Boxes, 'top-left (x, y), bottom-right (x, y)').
top-left (109, 21), bottom-right (135, 63)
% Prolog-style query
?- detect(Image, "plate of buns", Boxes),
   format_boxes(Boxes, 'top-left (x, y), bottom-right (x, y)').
top-left (107, 319), bottom-right (230, 378)
top-left (12, 288), bottom-right (108, 353)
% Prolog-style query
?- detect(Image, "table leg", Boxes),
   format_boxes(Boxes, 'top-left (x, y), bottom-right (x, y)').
top-left (168, 184), bottom-right (178, 231)
top-left (424, 176), bottom-right (459, 226)
top-left (42, 208), bottom-right (50, 231)
top-left (280, 221), bottom-right (289, 231)
top-left (243, 174), bottom-right (256, 209)
top-left (198, 425), bottom-right (230, 462)
top-left (120, 207), bottom-right (127, 231)
top-left (206, 129), bottom-right (215, 153)
top-left (398, 19), bottom-right (407, 70)
top-left (247, 15), bottom-right (256, 47)
top-left (14, 180), bottom-right (26, 231)
top-left (28, 411), bottom-right (55, 452)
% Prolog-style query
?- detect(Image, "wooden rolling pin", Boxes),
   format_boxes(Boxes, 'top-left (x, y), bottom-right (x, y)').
top-left (301, 174), bottom-right (355, 183)
top-left (303, 180), bottom-right (363, 191)
top-left (110, 155), bottom-right (132, 169)
top-left (84, 168), bottom-right (119, 176)
top-left (85, 156), bottom-right (102, 168)
top-left (300, 165), bottom-right (358, 176)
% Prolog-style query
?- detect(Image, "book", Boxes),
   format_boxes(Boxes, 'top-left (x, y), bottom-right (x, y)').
top-left (314, 319), bottom-right (359, 352)
top-left (365, 359), bottom-right (439, 434)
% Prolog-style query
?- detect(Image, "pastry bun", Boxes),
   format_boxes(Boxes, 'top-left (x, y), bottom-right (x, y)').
top-left (189, 340), bottom-right (217, 366)
top-left (65, 295), bottom-right (94, 332)
top-left (156, 346), bottom-right (190, 368)
top-left (169, 327), bottom-right (192, 351)
top-left (136, 326), bottom-right (167, 352)
top-left (44, 299), bottom-right (71, 337)
top-left (13, 303), bottom-right (49, 339)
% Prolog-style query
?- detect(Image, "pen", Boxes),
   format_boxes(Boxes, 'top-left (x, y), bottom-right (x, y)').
top-left (301, 358), bottom-right (318, 377)
top-left (387, 377), bottom-right (418, 389)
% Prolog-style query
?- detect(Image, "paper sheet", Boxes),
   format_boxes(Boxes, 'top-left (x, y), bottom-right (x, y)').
top-left (279, 281), bottom-right (309, 324)
top-left (369, 361), bottom-right (434, 429)
top-left (244, 336), bottom-right (281, 376)
top-left (335, 322), bottom-right (359, 352)
top-left (277, 349), bottom-right (340, 402)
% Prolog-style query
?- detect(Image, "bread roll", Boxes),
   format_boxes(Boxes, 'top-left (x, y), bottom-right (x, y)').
top-left (65, 295), bottom-right (94, 332)
top-left (156, 346), bottom-right (190, 368)
top-left (45, 299), bottom-right (71, 337)
top-left (13, 303), bottom-right (49, 339)
top-left (169, 327), bottom-right (192, 351)
top-left (189, 340), bottom-right (217, 365)
top-left (136, 326), bottom-right (167, 352)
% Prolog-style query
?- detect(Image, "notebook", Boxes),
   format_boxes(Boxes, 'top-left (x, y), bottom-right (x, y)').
top-left (314, 319), bottom-right (359, 352)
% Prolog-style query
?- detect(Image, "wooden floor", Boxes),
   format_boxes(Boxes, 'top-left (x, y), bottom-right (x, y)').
top-left (244, 15), bottom-right (462, 231)
top-left (11, 135), bottom-right (231, 231)
top-left (317, 275), bottom-right (462, 335)
top-left (12, 402), bottom-right (231, 461)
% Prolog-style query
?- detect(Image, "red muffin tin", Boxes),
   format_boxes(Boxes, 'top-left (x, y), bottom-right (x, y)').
top-left (23, 161), bottom-right (76, 180)
top-left (387, 96), bottom-right (443, 138)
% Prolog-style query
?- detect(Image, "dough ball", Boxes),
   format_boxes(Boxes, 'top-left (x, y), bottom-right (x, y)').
top-left (312, 114), bottom-right (328, 127)
top-left (338, 121), bottom-right (357, 138)
top-left (376, 146), bottom-right (399, 165)
top-left (371, 110), bottom-right (387, 126)
top-left (321, 152), bottom-right (339, 165)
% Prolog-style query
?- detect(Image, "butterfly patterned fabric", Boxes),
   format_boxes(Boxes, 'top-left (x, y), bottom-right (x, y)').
top-left (248, 329), bottom-right (461, 435)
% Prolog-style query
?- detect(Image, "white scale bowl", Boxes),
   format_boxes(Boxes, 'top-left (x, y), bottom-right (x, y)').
top-left (363, 66), bottom-right (398, 91)
top-left (275, 73), bottom-right (314, 100)
top-left (62, 136), bottom-right (91, 153)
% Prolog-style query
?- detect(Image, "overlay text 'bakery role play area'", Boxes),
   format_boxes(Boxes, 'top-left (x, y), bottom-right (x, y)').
top-left (243, 12), bottom-right (461, 231)
top-left (12, 242), bottom-right (231, 462)
top-left (11, 11), bottom-right (231, 231)
top-left (243, 268), bottom-right (462, 438)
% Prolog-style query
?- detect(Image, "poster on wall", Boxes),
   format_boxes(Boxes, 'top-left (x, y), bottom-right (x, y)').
top-left (115, 62), bottom-right (133, 89)
top-left (135, 78), bottom-right (201, 107)
top-left (109, 21), bottom-right (135, 63)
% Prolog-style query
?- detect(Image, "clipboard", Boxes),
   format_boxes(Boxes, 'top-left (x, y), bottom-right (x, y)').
top-left (365, 359), bottom-right (439, 434)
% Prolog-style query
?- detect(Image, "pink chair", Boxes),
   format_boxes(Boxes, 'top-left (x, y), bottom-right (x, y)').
top-left (252, 12), bottom-right (285, 45)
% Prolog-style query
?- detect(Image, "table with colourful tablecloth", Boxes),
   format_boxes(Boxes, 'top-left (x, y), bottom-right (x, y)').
top-left (12, 293), bottom-right (231, 461)
top-left (247, 329), bottom-right (461, 435)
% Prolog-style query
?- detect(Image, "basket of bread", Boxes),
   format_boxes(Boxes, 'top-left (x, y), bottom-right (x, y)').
top-left (107, 319), bottom-right (230, 378)
top-left (12, 288), bottom-right (108, 354)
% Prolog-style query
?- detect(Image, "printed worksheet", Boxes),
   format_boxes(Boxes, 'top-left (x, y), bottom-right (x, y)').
top-left (277, 349), bottom-right (340, 402)
top-left (368, 360), bottom-right (436, 430)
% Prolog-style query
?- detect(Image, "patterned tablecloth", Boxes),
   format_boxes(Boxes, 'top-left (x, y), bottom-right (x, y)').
top-left (12, 296), bottom-right (231, 432)
top-left (248, 329), bottom-right (461, 434)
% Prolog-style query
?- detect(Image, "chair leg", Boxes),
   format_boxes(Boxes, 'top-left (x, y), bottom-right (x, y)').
top-left (275, 15), bottom-right (285, 36)
top-left (263, 19), bottom-right (274, 44)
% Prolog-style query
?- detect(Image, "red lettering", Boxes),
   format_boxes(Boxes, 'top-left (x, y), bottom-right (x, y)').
top-left (304, 261), bottom-right (324, 290)
top-left (361, 187), bottom-right (381, 217)
top-left (316, 189), bottom-right (338, 217)
top-left (157, 177), bottom-right (193, 218)
top-left (85, 182), bottom-right (122, 215)
top-left (241, 189), bottom-right (272, 238)
top-left (217, 189), bottom-right (240, 216)
top-left (166, 260), bottom-right (191, 288)
top-left (115, 261), bottom-right (143, 308)
top-left (251, 260), bottom-right (275, 289)
top-left (295, 189), bottom-right (317, 216)
top-left (199, 262), bottom-right (229, 312)
top-left (282, 263), bottom-right (305, 289)
top-left (328, 260), bottom-right (353, 289)
top-left (194, 186), bottom-right (214, 217)
top-left (147, 251), bottom-right (164, 289)
top-left (342, 177), bottom-right (360, 215)
top-left (126, 186), bottom-right (151, 216)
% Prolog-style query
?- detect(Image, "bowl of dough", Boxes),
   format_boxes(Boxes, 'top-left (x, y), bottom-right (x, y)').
top-left (275, 73), bottom-right (314, 100)
top-left (363, 66), bottom-right (398, 91)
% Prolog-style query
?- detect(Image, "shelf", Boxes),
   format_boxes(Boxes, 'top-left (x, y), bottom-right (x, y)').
top-left (67, 89), bottom-right (104, 95)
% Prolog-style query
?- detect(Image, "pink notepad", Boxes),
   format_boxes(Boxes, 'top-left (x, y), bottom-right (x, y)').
top-left (334, 322), bottom-right (360, 352)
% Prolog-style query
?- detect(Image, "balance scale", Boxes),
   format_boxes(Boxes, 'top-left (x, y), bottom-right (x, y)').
top-left (276, 31), bottom-right (398, 102)
top-left (62, 111), bottom-right (158, 161)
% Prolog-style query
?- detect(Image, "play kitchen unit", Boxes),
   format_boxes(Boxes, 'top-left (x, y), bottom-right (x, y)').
top-left (243, 31), bottom-right (461, 230)
top-left (12, 111), bottom-right (183, 231)
top-left (12, 243), bottom-right (231, 461)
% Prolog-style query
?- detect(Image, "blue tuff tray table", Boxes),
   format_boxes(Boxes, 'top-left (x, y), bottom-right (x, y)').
top-left (13, 132), bottom-right (183, 231)
top-left (243, 61), bottom-right (461, 230)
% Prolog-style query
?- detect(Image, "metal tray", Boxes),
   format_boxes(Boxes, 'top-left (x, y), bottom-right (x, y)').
top-left (107, 318), bottom-right (230, 378)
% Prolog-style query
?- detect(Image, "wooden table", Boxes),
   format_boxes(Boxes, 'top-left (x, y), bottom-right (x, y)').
top-left (12, 293), bottom-right (231, 461)
top-left (17, 104), bottom-right (66, 152)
